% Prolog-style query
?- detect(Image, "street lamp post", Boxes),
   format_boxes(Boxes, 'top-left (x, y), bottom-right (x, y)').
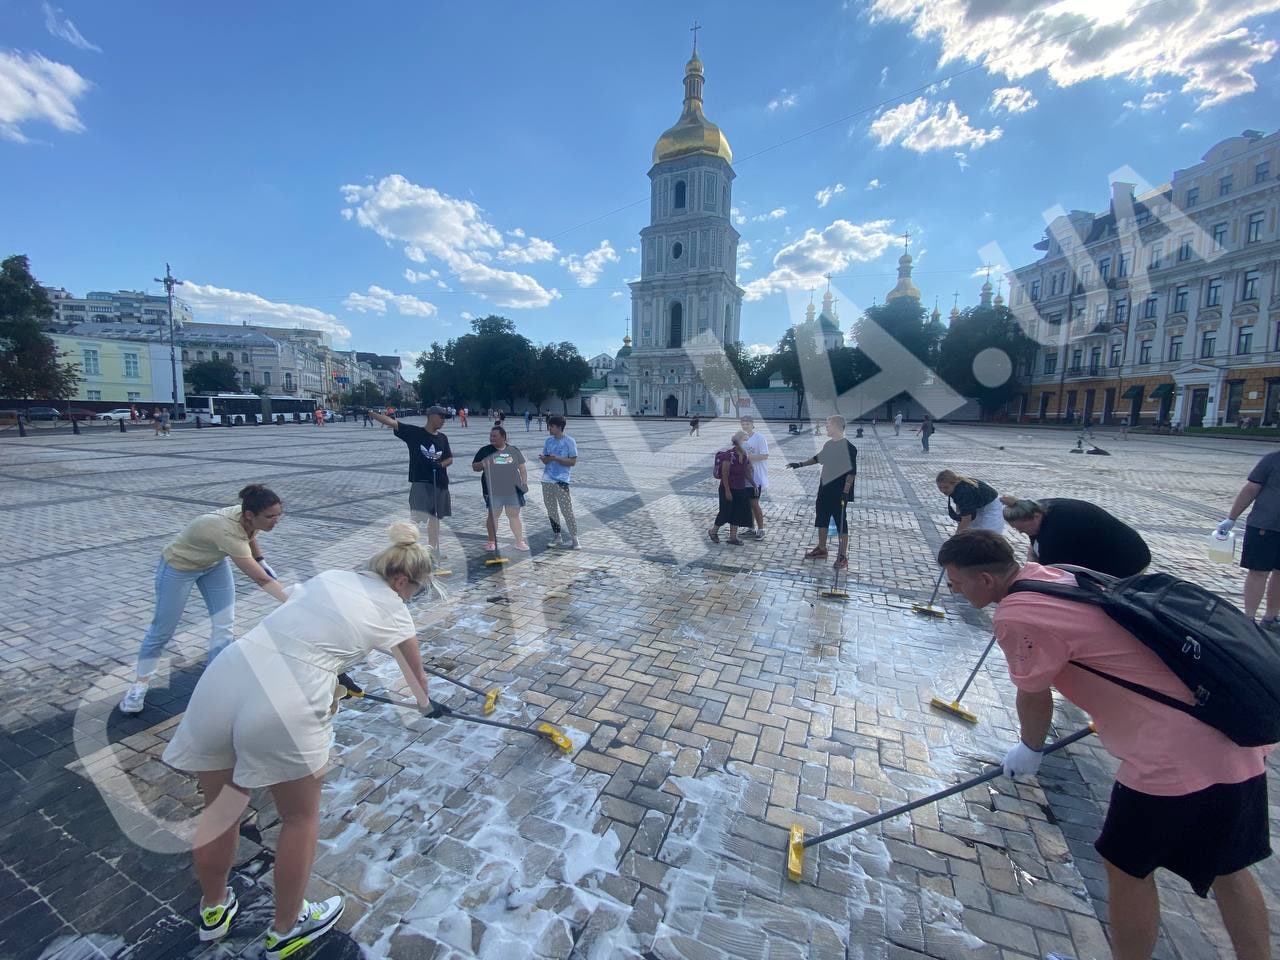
top-left (154, 264), bottom-right (183, 419)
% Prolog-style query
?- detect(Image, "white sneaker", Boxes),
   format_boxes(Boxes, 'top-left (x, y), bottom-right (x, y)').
top-left (549, 533), bottom-right (563, 548)
top-left (119, 682), bottom-right (149, 714)
top-left (264, 896), bottom-right (344, 959)
top-left (198, 889), bottom-right (239, 941)
top-left (567, 538), bottom-right (580, 550)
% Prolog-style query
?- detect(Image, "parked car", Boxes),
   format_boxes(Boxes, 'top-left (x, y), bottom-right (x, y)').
top-left (61, 408), bottom-right (97, 421)
top-left (96, 408), bottom-right (134, 421)
top-left (24, 406), bottom-right (61, 421)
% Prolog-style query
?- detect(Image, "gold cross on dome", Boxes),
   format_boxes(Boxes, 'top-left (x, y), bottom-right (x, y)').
top-left (690, 20), bottom-right (701, 53)
top-left (901, 230), bottom-right (912, 252)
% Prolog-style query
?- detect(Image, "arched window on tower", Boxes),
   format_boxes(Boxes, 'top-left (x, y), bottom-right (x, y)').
top-left (673, 180), bottom-right (686, 210)
top-left (724, 303), bottom-right (732, 339)
top-left (668, 302), bottom-right (683, 348)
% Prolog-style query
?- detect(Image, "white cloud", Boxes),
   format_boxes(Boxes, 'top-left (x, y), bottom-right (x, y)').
top-left (752, 207), bottom-right (788, 222)
top-left (1122, 90), bottom-right (1171, 110)
top-left (879, 66), bottom-right (890, 86)
top-left (768, 88), bottom-right (799, 110)
top-left (730, 206), bottom-right (747, 226)
top-left (815, 183), bottom-right (846, 208)
top-left (43, 2), bottom-right (101, 51)
top-left (746, 343), bottom-right (773, 357)
top-left (955, 151), bottom-right (970, 171)
top-left (626, 246), bottom-right (638, 254)
top-left (610, 290), bottom-right (623, 298)
top-left (560, 240), bottom-right (620, 287)
top-left (869, 0), bottom-right (1280, 110)
top-left (866, 178), bottom-right (882, 190)
top-left (0, 50), bottom-right (90, 143)
top-left (869, 97), bottom-right (1002, 152)
top-left (497, 235), bottom-right (557, 264)
top-left (742, 218), bottom-right (899, 301)
top-left (182, 282), bottom-right (352, 341)
top-left (339, 174), bottom-right (559, 308)
top-left (737, 240), bottom-right (755, 273)
top-left (344, 284), bottom-right (438, 318)
top-left (988, 86), bottom-right (1038, 114)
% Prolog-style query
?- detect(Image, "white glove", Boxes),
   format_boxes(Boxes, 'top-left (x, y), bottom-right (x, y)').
top-left (258, 559), bottom-right (278, 579)
top-left (1002, 741), bottom-right (1044, 778)
top-left (1216, 519), bottom-right (1235, 536)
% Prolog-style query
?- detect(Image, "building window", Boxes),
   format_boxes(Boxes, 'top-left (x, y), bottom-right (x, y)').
top-left (1211, 223), bottom-right (1227, 251)
top-left (1248, 212), bottom-right (1264, 244)
top-left (667, 302), bottom-right (683, 348)
top-left (242, 352), bottom-right (250, 363)
top-left (1219, 174), bottom-right (1233, 196)
top-left (1139, 340), bottom-right (1152, 364)
top-left (285, 373), bottom-right (293, 388)
top-left (1173, 285), bottom-right (1189, 313)
top-left (1043, 353), bottom-right (1057, 375)
top-left (1095, 304), bottom-right (1106, 326)
top-left (127, 391), bottom-right (141, 402)
top-left (1099, 257), bottom-right (1111, 280)
top-left (262, 371), bottom-right (271, 386)
top-left (673, 180), bottom-right (686, 210)
top-left (1030, 280), bottom-right (1040, 301)
top-left (1110, 344), bottom-right (1122, 366)
top-left (1177, 234), bottom-right (1193, 261)
top-left (87, 389), bottom-right (101, 401)
top-left (1114, 299), bottom-right (1128, 324)
top-left (1186, 186), bottom-right (1199, 207)
top-left (196, 351), bottom-right (204, 361)
top-left (1118, 253), bottom-right (1130, 278)
top-left (83, 348), bottom-right (100, 376)
top-left (1256, 160), bottom-right (1271, 184)
top-left (1149, 243), bottom-right (1162, 269)
top-left (1089, 347), bottom-right (1101, 374)
top-left (1200, 332), bottom-right (1216, 358)
top-left (671, 241), bottom-right (683, 261)
top-left (181, 349), bottom-right (189, 361)
top-left (1240, 269), bottom-right (1259, 301)
top-left (1237, 327), bottom-right (1254, 354)
top-left (243, 370), bottom-right (251, 382)
top-left (1070, 348), bottom-right (1083, 372)
top-left (1206, 277), bottom-right (1222, 307)
top-left (1168, 335), bottom-right (1183, 361)
top-left (1143, 296), bottom-right (1158, 319)
top-left (211, 350), bottom-right (219, 361)
top-left (123, 353), bottom-right (140, 378)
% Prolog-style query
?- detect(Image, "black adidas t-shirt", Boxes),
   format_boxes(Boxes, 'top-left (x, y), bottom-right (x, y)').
top-left (395, 423), bottom-right (452, 486)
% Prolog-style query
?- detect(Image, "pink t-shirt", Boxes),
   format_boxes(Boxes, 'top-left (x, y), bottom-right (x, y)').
top-left (994, 564), bottom-right (1271, 796)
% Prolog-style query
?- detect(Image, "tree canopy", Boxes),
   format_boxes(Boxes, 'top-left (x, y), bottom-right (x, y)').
top-left (184, 357), bottom-right (241, 394)
top-left (935, 304), bottom-right (1038, 417)
top-left (0, 255), bottom-right (80, 403)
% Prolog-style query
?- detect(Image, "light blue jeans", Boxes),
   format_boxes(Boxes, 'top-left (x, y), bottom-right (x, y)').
top-left (136, 557), bottom-right (236, 678)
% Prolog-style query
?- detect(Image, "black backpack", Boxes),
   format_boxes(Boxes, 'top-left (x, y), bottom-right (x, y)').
top-left (1007, 567), bottom-right (1280, 747)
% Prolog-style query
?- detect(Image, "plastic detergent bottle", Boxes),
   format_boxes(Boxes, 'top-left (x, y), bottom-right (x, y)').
top-left (1207, 529), bottom-right (1237, 563)
top-left (828, 518), bottom-right (838, 538)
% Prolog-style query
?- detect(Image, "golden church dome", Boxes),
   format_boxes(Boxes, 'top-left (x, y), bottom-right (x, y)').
top-left (885, 252), bottom-right (921, 303)
top-left (652, 52), bottom-right (733, 165)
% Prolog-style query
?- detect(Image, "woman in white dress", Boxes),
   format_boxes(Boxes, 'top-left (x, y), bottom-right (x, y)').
top-left (162, 522), bottom-right (446, 958)
top-left (936, 469), bottom-right (1004, 533)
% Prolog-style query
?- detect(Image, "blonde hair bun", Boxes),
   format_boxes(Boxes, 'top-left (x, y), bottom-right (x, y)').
top-left (387, 521), bottom-right (420, 547)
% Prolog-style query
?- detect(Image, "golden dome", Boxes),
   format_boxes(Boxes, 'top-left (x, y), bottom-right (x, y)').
top-left (652, 52), bottom-right (732, 165)
top-left (885, 252), bottom-right (921, 303)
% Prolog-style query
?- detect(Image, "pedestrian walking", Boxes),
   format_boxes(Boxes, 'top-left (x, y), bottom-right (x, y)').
top-left (472, 425), bottom-right (529, 552)
top-left (740, 416), bottom-right (769, 539)
top-left (787, 415), bottom-right (857, 570)
top-left (539, 415), bottom-right (579, 549)
top-left (130, 404), bottom-right (139, 423)
top-left (363, 409), bottom-right (373, 428)
top-left (119, 485), bottom-right (289, 714)
top-left (1000, 495), bottom-right (1150, 577)
top-left (313, 407), bottom-right (323, 427)
top-left (1217, 447), bottom-right (1280, 626)
top-left (459, 407), bottom-right (468, 429)
top-left (159, 408), bottom-right (171, 436)
top-left (894, 411), bottom-right (903, 436)
top-left (708, 432), bottom-right (755, 545)
top-left (689, 414), bottom-right (700, 436)
top-left (152, 407), bottom-right (163, 437)
top-left (370, 405), bottom-right (453, 563)
top-left (162, 522), bottom-right (448, 958)
top-left (937, 530), bottom-right (1274, 960)
top-left (524, 409), bottom-right (532, 432)
top-left (915, 415), bottom-right (935, 452)
top-left (936, 469), bottom-right (1003, 533)
top-left (1120, 414), bottom-right (1130, 440)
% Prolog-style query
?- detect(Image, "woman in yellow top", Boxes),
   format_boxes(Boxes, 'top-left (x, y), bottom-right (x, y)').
top-left (119, 484), bottom-right (289, 714)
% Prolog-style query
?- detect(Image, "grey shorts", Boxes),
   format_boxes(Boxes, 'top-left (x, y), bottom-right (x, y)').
top-left (409, 482), bottom-right (451, 519)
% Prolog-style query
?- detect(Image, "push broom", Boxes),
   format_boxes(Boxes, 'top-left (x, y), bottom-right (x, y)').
top-left (786, 724), bottom-right (1094, 882)
top-left (928, 634), bottom-right (998, 724)
top-left (422, 664), bottom-right (501, 715)
top-left (336, 677), bottom-right (572, 753)
top-left (911, 568), bottom-right (946, 619)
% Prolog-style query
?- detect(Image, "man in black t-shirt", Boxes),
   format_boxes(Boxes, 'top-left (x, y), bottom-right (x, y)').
top-left (371, 405), bottom-right (454, 561)
top-left (1002, 497), bottom-right (1149, 577)
top-left (787, 415), bottom-right (857, 570)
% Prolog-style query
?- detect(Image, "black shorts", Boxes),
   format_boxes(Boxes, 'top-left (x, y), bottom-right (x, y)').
top-left (1240, 525), bottom-right (1280, 571)
top-left (409, 482), bottom-right (451, 520)
top-left (1095, 774), bottom-right (1271, 897)
top-left (814, 486), bottom-right (848, 533)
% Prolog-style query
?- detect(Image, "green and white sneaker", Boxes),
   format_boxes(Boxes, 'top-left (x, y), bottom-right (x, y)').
top-left (198, 888), bottom-right (238, 941)
top-left (264, 896), bottom-right (344, 959)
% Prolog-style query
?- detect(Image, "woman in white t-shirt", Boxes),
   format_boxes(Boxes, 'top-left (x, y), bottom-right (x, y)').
top-left (162, 522), bottom-right (444, 958)
top-left (120, 484), bottom-right (289, 715)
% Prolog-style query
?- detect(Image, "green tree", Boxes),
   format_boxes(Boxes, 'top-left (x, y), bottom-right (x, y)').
top-left (698, 350), bottom-right (741, 406)
top-left (185, 358), bottom-right (241, 393)
top-left (0, 255), bottom-right (80, 408)
top-left (724, 341), bottom-right (768, 388)
top-left (416, 341), bottom-right (458, 405)
top-left (450, 315), bottom-right (534, 412)
top-left (936, 304), bottom-right (1038, 418)
top-left (385, 387), bottom-right (405, 408)
top-left (350, 379), bottom-right (382, 407)
top-left (547, 341), bottom-right (590, 414)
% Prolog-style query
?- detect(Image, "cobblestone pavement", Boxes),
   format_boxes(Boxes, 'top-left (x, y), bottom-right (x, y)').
top-left (0, 418), bottom-right (1276, 960)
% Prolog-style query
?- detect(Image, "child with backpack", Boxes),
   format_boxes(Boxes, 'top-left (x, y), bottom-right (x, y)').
top-left (937, 530), bottom-right (1276, 959)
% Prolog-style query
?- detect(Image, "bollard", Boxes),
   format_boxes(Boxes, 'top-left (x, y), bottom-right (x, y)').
top-left (196, 415), bottom-right (202, 429)
top-left (72, 418), bottom-right (81, 435)
top-left (119, 418), bottom-right (126, 434)
top-left (17, 419), bottom-right (26, 437)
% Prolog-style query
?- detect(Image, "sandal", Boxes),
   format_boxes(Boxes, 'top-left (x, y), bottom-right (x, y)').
top-left (707, 528), bottom-right (720, 543)
top-left (804, 547), bottom-right (828, 559)
top-left (833, 555), bottom-right (848, 570)
top-left (726, 538), bottom-right (744, 546)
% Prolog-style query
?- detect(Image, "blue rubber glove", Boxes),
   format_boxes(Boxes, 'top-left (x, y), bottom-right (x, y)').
top-left (1216, 519), bottom-right (1235, 536)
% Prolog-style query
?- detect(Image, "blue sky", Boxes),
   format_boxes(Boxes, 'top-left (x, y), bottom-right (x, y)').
top-left (3, 0), bottom-right (1279, 368)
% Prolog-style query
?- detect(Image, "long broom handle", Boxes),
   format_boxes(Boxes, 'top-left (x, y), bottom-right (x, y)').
top-left (802, 725), bottom-right (1095, 849)
top-left (924, 568), bottom-right (945, 607)
top-left (343, 687), bottom-right (539, 736)
top-left (952, 634), bottom-right (999, 703)
top-left (423, 664), bottom-right (487, 697)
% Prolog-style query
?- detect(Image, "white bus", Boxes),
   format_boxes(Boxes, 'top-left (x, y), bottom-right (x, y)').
top-left (185, 393), bottom-right (267, 425)
top-left (263, 395), bottom-right (319, 423)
